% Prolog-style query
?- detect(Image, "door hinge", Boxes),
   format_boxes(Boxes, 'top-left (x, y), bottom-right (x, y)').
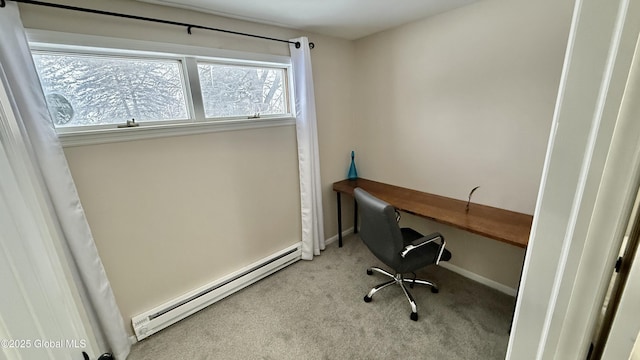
top-left (82, 352), bottom-right (114, 360)
top-left (615, 256), bottom-right (623, 273)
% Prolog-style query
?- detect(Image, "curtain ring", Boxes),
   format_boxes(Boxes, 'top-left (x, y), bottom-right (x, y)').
top-left (0, 0), bottom-right (6, 8)
top-left (294, 42), bottom-right (315, 49)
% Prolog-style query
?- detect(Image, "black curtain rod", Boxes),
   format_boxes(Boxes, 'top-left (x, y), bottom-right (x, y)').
top-left (1, 0), bottom-right (314, 49)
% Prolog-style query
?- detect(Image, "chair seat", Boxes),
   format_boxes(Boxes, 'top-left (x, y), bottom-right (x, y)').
top-left (398, 228), bottom-right (451, 273)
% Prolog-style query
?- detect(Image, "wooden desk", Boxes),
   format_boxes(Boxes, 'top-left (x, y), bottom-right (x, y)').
top-left (333, 178), bottom-right (532, 248)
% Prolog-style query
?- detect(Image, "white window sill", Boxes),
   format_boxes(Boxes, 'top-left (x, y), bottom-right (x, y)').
top-left (58, 117), bottom-right (296, 147)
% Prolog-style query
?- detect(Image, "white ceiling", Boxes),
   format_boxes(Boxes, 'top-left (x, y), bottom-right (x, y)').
top-left (138, 0), bottom-right (479, 40)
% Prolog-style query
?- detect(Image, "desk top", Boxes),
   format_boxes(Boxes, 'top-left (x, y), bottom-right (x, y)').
top-left (333, 178), bottom-right (532, 248)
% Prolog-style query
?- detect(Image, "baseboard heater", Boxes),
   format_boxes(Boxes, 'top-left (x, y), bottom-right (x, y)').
top-left (132, 242), bottom-right (301, 341)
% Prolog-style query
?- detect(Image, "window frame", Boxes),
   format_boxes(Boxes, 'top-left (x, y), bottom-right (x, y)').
top-left (27, 30), bottom-right (296, 147)
top-left (31, 48), bottom-right (196, 132)
top-left (195, 59), bottom-right (290, 120)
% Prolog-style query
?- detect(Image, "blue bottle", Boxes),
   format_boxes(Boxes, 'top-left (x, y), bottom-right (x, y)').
top-left (348, 150), bottom-right (358, 180)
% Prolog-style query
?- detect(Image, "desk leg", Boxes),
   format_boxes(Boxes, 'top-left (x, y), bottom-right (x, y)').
top-left (354, 199), bottom-right (358, 234)
top-left (337, 192), bottom-right (343, 247)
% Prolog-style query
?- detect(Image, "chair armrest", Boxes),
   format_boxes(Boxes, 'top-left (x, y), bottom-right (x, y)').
top-left (400, 232), bottom-right (447, 265)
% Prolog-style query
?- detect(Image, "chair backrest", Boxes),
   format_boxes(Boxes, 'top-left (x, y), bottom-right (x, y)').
top-left (354, 188), bottom-right (405, 269)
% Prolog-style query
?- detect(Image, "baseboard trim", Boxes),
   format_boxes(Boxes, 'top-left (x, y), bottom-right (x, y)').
top-left (439, 262), bottom-right (517, 297)
top-left (324, 227), bottom-right (354, 245)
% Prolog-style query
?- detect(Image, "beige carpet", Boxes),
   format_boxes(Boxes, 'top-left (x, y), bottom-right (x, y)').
top-left (127, 234), bottom-right (514, 360)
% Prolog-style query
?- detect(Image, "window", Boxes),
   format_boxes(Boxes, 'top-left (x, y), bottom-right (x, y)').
top-left (198, 62), bottom-right (286, 119)
top-left (27, 34), bottom-right (294, 144)
top-left (32, 52), bottom-right (190, 128)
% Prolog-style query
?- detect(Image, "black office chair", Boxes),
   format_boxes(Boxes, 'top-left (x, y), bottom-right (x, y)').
top-left (354, 187), bottom-right (452, 321)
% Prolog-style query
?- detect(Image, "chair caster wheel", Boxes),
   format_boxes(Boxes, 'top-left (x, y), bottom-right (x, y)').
top-left (364, 295), bottom-right (372, 303)
top-left (431, 287), bottom-right (439, 293)
top-left (410, 312), bottom-right (418, 321)
top-left (366, 269), bottom-right (373, 275)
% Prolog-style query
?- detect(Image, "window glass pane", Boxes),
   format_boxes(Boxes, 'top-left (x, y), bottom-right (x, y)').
top-left (197, 62), bottom-right (287, 118)
top-left (32, 52), bottom-right (189, 128)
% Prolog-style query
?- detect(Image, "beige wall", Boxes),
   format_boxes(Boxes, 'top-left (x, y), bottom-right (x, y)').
top-left (19, 0), bottom-right (355, 336)
top-left (353, 0), bottom-right (574, 288)
top-left (63, 129), bottom-right (300, 326)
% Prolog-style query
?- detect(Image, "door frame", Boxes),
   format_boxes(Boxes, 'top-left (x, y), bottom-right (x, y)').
top-left (507, 0), bottom-right (640, 358)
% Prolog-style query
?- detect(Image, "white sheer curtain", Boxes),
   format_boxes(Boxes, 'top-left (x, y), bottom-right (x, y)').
top-left (0, 4), bottom-right (130, 359)
top-left (290, 37), bottom-right (325, 260)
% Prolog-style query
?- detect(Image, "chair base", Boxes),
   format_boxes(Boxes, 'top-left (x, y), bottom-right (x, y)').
top-left (364, 266), bottom-right (439, 321)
